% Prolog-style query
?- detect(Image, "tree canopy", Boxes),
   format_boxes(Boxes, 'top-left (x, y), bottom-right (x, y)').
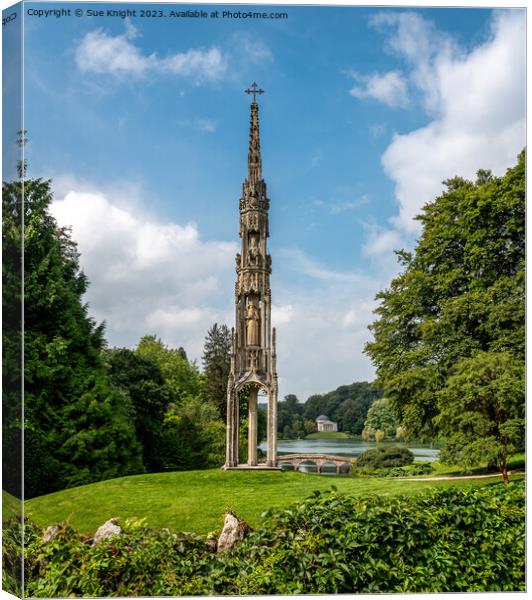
top-left (365, 151), bottom-right (525, 477)
top-left (104, 348), bottom-right (171, 472)
top-left (136, 335), bottom-right (201, 402)
top-left (363, 398), bottom-right (397, 439)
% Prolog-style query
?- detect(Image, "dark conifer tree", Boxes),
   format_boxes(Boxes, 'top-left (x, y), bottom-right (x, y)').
top-left (202, 323), bottom-right (231, 420)
top-left (2, 172), bottom-right (23, 498)
top-left (3, 174), bottom-right (143, 497)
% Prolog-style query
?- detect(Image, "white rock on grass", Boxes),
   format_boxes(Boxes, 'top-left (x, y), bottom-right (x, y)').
top-left (43, 525), bottom-right (61, 543)
top-left (92, 518), bottom-right (123, 545)
top-left (217, 512), bottom-right (250, 552)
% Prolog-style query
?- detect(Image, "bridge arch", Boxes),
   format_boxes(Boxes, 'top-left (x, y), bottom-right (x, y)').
top-left (277, 454), bottom-right (353, 474)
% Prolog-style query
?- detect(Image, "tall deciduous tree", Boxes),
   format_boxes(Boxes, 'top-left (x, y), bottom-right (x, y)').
top-left (136, 335), bottom-right (202, 402)
top-left (104, 348), bottom-right (172, 472)
top-left (364, 398), bottom-right (397, 439)
top-left (202, 323), bottom-right (231, 421)
top-left (435, 351), bottom-right (524, 483)
top-left (365, 152), bottom-right (525, 470)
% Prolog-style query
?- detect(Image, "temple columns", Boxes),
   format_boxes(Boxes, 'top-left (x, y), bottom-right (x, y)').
top-left (227, 383), bottom-right (279, 468)
top-left (267, 383), bottom-right (278, 467)
top-left (225, 387), bottom-right (240, 468)
top-left (233, 395), bottom-right (239, 465)
top-left (266, 392), bottom-right (273, 466)
top-left (225, 389), bottom-right (234, 467)
top-left (247, 388), bottom-right (258, 465)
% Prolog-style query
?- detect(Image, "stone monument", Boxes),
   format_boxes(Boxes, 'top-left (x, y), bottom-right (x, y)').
top-left (225, 83), bottom-right (279, 469)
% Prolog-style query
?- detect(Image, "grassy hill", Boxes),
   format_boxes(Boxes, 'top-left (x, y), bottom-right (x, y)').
top-left (23, 468), bottom-right (517, 536)
top-left (2, 490), bottom-right (21, 521)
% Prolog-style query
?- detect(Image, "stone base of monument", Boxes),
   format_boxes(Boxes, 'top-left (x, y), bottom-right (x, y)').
top-left (222, 464), bottom-right (282, 471)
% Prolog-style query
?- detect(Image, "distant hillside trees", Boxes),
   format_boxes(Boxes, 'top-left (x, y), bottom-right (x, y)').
top-left (277, 382), bottom-right (382, 439)
top-left (277, 395), bottom-right (306, 439)
top-left (304, 382), bottom-right (382, 435)
top-left (365, 151), bottom-right (525, 480)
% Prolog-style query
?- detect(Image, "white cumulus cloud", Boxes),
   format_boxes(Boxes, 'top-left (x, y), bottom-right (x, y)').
top-left (76, 25), bottom-right (226, 82)
top-left (349, 70), bottom-right (409, 108)
top-left (50, 185), bottom-right (236, 359)
top-left (367, 10), bottom-right (525, 235)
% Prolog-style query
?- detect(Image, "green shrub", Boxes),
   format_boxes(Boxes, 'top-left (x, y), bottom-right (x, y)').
top-left (376, 467), bottom-right (407, 478)
top-left (356, 445), bottom-right (414, 469)
top-left (12, 481), bottom-right (525, 596)
top-left (411, 463), bottom-right (434, 475)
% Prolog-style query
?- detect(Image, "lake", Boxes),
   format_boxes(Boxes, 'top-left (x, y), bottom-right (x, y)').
top-left (259, 437), bottom-right (439, 463)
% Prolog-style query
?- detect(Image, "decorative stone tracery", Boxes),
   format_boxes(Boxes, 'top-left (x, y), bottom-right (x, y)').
top-left (225, 84), bottom-right (278, 469)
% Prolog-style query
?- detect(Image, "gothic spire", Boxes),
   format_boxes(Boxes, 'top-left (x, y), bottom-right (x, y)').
top-left (244, 83), bottom-right (264, 184)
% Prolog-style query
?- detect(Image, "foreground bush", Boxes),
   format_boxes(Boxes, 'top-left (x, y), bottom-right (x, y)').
top-left (16, 481), bottom-right (525, 596)
top-left (356, 445), bottom-right (414, 469)
top-left (2, 516), bottom-right (40, 596)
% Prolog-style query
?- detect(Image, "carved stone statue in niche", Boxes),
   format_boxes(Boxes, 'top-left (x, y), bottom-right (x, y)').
top-left (248, 348), bottom-right (259, 370)
top-left (248, 234), bottom-right (260, 266)
top-left (246, 299), bottom-right (260, 346)
top-left (235, 253), bottom-right (241, 271)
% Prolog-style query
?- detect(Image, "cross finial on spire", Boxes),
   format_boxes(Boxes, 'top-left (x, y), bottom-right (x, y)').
top-left (244, 82), bottom-right (264, 103)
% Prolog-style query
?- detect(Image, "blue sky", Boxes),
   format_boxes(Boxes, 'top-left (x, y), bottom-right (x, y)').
top-left (3, 1), bottom-right (526, 400)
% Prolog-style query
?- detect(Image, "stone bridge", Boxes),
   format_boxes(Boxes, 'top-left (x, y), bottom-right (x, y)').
top-left (277, 454), bottom-right (353, 474)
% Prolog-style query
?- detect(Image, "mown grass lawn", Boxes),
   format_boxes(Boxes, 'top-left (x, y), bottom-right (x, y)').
top-left (411, 453), bottom-right (526, 478)
top-left (304, 431), bottom-right (354, 439)
top-left (23, 467), bottom-right (522, 536)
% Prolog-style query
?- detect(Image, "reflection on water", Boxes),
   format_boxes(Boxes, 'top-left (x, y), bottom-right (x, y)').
top-left (259, 437), bottom-right (439, 465)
